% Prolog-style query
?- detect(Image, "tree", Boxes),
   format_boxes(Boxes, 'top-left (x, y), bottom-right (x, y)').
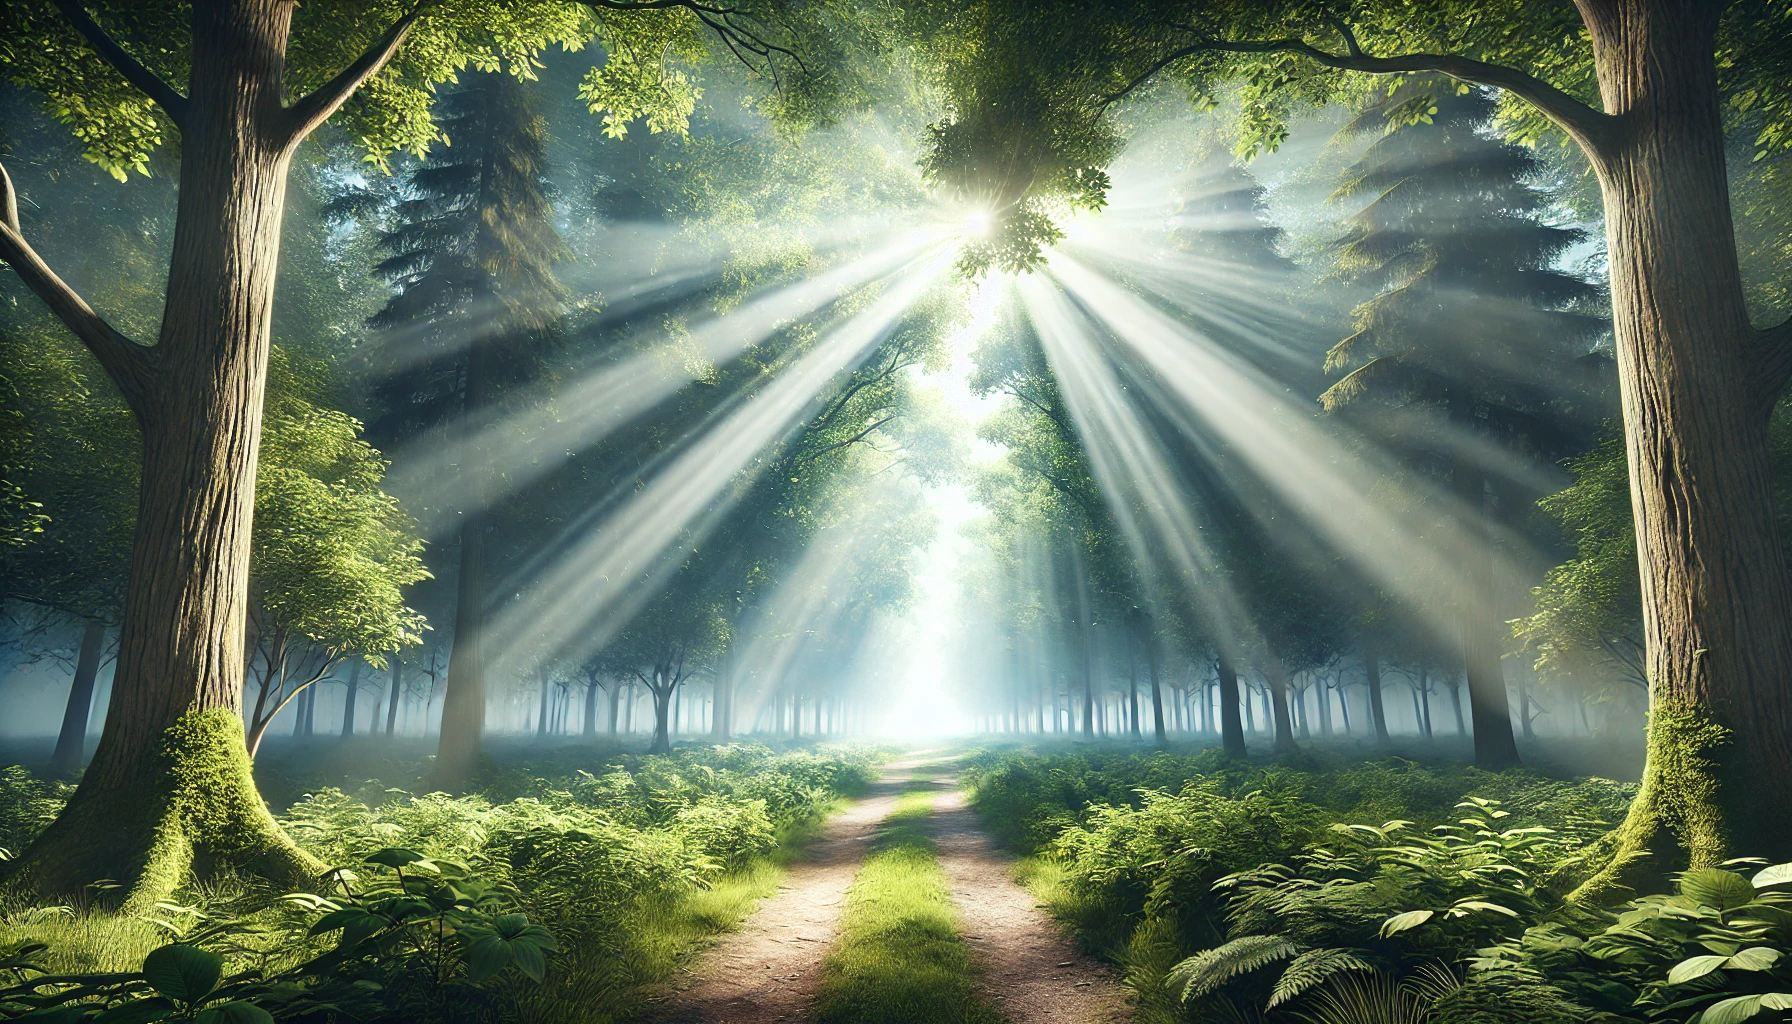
top-left (0, 0), bottom-right (858, 902)
top-left (356, 69), bottom-right (568, 789)
top-left (241, 401), bottom-right (428, 756)
top-left (907, 0), bottom-right (1792, 885)
top-left (1318, 80), bottom-right (1606, 766)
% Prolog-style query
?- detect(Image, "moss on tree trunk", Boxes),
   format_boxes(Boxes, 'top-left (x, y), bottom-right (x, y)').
top-left (7, 709), bottom-right (318, 909)
top-left (1570, 699), bottom-right (1732, 901)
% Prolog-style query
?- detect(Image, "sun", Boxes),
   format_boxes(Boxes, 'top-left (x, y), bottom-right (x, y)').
top-left (961, 210), bottom-right (991, 237)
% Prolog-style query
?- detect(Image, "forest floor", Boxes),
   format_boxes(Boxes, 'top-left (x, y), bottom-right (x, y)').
top-left (649, 753), bottom-right (1130, 1024)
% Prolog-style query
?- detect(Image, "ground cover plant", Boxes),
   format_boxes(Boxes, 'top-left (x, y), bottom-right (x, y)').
top-left (0, 744), bottom-right (876, 1024)
top-left (964, 747), bottom-right (1766, 1023)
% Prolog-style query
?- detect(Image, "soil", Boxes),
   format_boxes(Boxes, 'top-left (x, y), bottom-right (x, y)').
top-left (928, 786), bottom-right (1132, 1024)
top-left (649, 757), bottom-right (1132, 1024)
top-left (648, 763), bottom-right (918, 1024)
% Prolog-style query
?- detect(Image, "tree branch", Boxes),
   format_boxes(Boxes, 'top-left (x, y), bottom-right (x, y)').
top-left (1105, 33), bottom-right (1620, 159)
top-left (54, 0), bottom-right (188, 129)
top-left (798, 414), bottom-right (897, 465)
top-left (0, 162), bottom-right (155, 411)
top-left (279, 1), bottom-right (432, 148)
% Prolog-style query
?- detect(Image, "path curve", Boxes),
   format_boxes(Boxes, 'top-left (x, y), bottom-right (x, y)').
top-left (930, 786), bottom-right (1133, 1024)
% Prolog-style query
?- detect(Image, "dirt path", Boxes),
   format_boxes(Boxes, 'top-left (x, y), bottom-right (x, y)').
top-left (649, 757), bottom-right (1130, 1024)
top-left (930, 786), bottom-right (1133, 1024)
top-left (648, 761), bottom-right (929, 1024)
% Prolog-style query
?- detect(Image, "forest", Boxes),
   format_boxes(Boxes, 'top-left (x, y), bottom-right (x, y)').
top-left (3, 1), bottom-right (1792, 1022)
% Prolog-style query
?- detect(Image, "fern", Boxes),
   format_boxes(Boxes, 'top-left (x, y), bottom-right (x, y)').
top-left (1168, 934), bottom-right (1302, 1001)
top-left (1267, 947), bottom-right (1372, 1008)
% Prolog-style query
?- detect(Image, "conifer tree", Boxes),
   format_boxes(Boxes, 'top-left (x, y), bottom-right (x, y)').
top-left (363, 70), bottom-right (567, 788)
top-left (1320, 80), bottom-right (1607, 767)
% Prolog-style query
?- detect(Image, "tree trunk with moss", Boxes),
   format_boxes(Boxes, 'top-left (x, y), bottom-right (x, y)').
top-left (1569, 0), bottom-right (1792, 897)
top-left (0, 0), bottom-right (367, 903)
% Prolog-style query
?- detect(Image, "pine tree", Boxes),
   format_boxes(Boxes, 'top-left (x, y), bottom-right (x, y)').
top-left (364, 70), bottom-right (567, 788)
top-left (1321, 79), bottom-right (1607, 768)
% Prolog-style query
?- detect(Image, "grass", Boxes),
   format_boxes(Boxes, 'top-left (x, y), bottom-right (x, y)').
top-left (517, 796), bottom-right (853, 1024)
top-left (811, 790), bottom-right (1009, 1024)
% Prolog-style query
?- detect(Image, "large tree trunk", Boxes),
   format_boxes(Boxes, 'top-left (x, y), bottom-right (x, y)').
top-left (650, 680), bottom-right (674, 754)
top-left (1363, 635), bottom-right (1390, 745)
top-left (1451, 457), bottom-right (1520, 767)
top-left (1, 0), bottom-right (320, 905)
top-left (385, 659), bottom-right (402, 736)
top-left (1216, 654), bottom-right (1245, 758)
top-left (1263, 657), bottom-right (1296, 755)
top-left (49, 620), bottom-right (106, 777)
top-left (1146, 636), bottom-right (1167, 746)
top-left (1571, 0), bottom-right (1792, 891)
top-left (433, 338), bottom-right (494, 789)
top-left (340, 659), bottom-right (361, 737)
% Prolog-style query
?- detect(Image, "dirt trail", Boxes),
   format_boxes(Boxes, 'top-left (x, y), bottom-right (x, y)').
top-left (648, 759), bottom-right (931, 1024)
top-left (930, 786), bottom-right (1133, 1024)
top-left (649, 757), bottom-right (1130, 1024)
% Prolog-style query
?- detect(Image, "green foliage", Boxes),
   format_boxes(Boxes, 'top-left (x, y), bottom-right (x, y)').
top-left (0, 745), bottom-right (874, 1024)
top-left (0, 2), bottom-right (875, 180)
top-left (967, 749), bottom-right (1633, 1022)
top-left (252, 405), bottom-right (429, 665)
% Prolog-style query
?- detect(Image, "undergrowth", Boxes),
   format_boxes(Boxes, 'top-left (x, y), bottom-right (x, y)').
top-left (812, 789), bottom-right (1008, 1024)
top-left (0, 743), bottom-right (876, 1024)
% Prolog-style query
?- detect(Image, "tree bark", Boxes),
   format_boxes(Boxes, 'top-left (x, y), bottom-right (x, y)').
top-left (0, 0), bottom-right (343, 903)
top-left (1450, 456), bottom-right (1520, 767)
top-left (340, 659), bottom-right (362, 738)
top-left (1216, 654), bottom-right (1245, 757)
top-left (1561, 0), bottom-right (1792, 890)
top-left (49, 620), bottom-right (106, 777)
top-left (1263, 657), bottom-right (1297, 754)
top-left (385, 659), bottom-right (402, 736)
top-left (1146, 635), bottom-right (1167, 746)
top-left (650, 679), bottom-right (674, 754)
top-left (433, 336), bottom-right (494, 790)
top-left (1363, 636), bottom-right (1390, 744)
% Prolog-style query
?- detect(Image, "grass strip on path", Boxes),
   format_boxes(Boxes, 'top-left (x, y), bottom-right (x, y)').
top-left (811, 789), bottom-right (1009, 1024)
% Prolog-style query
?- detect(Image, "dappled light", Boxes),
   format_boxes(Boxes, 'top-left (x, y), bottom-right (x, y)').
top-left (4, 2), bottom-right (1792, 1023)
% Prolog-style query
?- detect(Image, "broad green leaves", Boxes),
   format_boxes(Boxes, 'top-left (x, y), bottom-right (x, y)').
top-left (140, 945), bottom-right (222, 1004)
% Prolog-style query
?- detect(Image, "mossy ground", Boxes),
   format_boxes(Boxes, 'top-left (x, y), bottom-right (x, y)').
top-left (811, 789), bottom-right (1008, 1024)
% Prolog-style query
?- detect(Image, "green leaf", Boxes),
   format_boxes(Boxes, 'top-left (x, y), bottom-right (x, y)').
top-left (1682, 869), bottom-right (1759, 911)
top-left (1754, 864), bottom-right (1792, 889)
top-left (463, 934), bottom-right (514, 982)
top-left (1380, 910), bottom-right (1434, 937)
top-left (1698, 994), bottom-right (1770, 1024)
top-left (194, 1002), bottom-right (275, 1024)
top-left (12, 1009), bottom-right (93, 1024)
top-left (363, 847), bottom-right (428, 869)
top-left (1669, 954), bottom-right (1730, 985)
top-left (1452, 901), bottom-right (1520, 918)
top-left (142, 944), bottom-right (222, 1003)
top-left (1729, 947), bottom-right (1784, 971)
top-left (1166, 935), bottom-right (1301, 1002)
top-left (93, 998), bottom-right (177, 1024)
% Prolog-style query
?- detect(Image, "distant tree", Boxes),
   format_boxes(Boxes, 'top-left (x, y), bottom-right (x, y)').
top-left (357, 69), bottom-right (568, 789)
top-left (242, 402), bottom-right (429, 756)
top-left (1318, 80), bottom-right (1606, 767)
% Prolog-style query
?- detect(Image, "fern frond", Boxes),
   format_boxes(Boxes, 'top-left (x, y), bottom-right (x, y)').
top-left (1267, 947), bottom-right (1373, 1008)
top-left (1167, 934), bottom-right (1302, 1002)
